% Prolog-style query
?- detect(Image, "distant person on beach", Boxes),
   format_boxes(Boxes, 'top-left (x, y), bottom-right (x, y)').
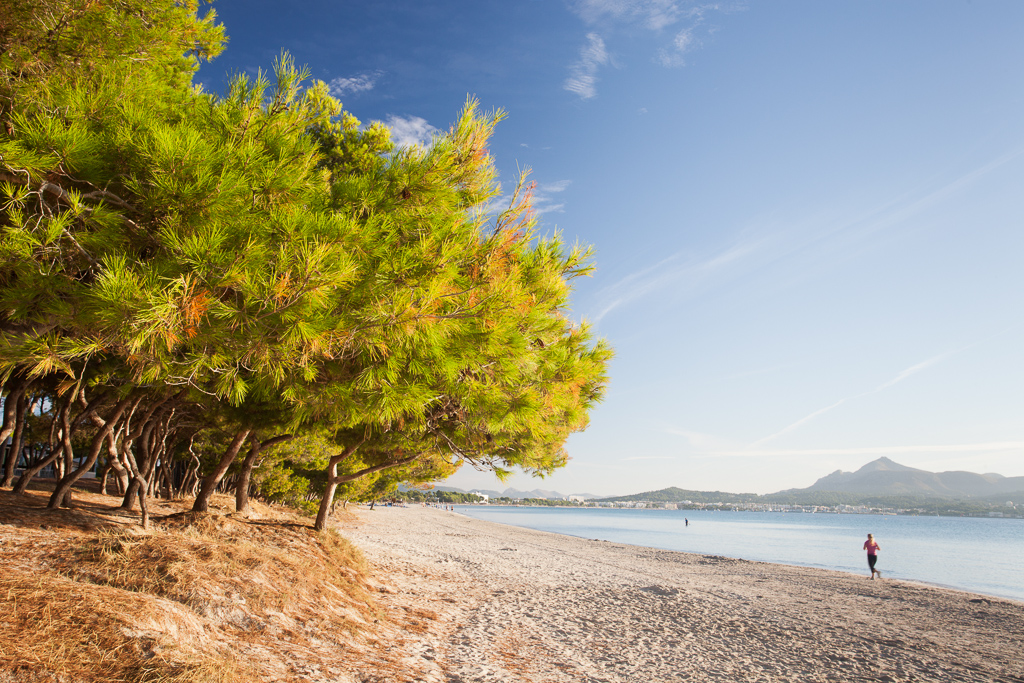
top-left (685, 518), bottom-right (689, 527)
top-left (863, 533), bottom-right (881, 579)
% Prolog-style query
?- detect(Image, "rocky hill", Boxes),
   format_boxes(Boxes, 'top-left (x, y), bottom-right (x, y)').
top-left (789, 457), bottom-right (1024, 498)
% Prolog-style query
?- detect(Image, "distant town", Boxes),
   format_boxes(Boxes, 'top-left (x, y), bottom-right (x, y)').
top-left (397, 489), bottom-right (1022, 518)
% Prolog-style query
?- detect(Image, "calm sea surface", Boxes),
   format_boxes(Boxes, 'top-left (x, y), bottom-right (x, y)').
top-left (453, 506), bottom-right (1024, 602)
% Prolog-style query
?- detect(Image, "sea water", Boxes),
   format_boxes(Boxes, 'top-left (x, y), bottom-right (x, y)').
top-left (453, 506), bottom-right (1024, 602)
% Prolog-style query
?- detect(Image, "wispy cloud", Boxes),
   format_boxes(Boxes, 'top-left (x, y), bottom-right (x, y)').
top-left (622, 455), bottom-right (678, 461)
top-left (751, 351), bottom-right (955, 447)
top-left (825, 146), bottom-right (1024, 249)
top-left (593, 236), bottom-right (766, 323)
top-left (542, 180), bottom-right (573, 193)
top-left (534, 179), bottom-right (572, 215)
top-left (477, 179), bottom-right (574, 221)
top-left (568, 2), bottom-right (732, 75)
top-left (665, 423), bottom-right (1024, 462)
top-left (663, 428), bottom-right (740, 452)
top-left (381, 115), bottom-right (438, 148)
top-left (591, 146), bottom-right (1024, 325)
top-left (704, 441), bottom-right (1024, 458)
top-left (872, 354), bottom-right (949, 392)
top-left (657, 26), bottom-right (698, 67)
top-left (570, 0), bottom-right (696, 30)
top-left (328, 71), bottom-right (383, 97)
top-left (564, 33), bottom-right (610, 99)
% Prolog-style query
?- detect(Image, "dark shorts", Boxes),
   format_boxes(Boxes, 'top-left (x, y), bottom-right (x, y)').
top-left (867, 554), bottom-right (878, 570)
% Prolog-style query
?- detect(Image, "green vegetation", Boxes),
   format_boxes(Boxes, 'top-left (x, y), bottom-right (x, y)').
top-left (599, 487), bottom-right (759, 505)
top-left (0, 1), bottom-right (610, 529)
top-left (489, 496), bottom-right (582, 506)
top-left (396, 489), bottom-right (484, 504)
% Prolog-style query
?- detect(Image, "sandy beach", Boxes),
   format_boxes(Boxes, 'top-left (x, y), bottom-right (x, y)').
top-left (338, 505), bottom-right (1024, 683)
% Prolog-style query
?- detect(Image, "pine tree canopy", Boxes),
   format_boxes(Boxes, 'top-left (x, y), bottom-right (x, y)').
top-left (0, 0), bottom-right (611, 527)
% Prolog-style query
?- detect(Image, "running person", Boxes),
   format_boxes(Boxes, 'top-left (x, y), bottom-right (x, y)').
top-left (863, 533), bottom-right (881, 579)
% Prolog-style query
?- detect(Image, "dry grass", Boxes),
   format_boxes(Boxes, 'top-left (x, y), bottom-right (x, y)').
top-left (64, 513), bottom-right (377, 627)
top-left (0, 488), bottom-right (402, 682)
top-left (0, 574), bottom-right (252, 683)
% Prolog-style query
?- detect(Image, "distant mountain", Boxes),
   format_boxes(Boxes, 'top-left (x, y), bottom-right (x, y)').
top-left (781, 457), bottom-right (1024, 499)
top-left (598, 487), bottom-right (757, 504)
top-left (421, 457), bottom-right (1024, 504)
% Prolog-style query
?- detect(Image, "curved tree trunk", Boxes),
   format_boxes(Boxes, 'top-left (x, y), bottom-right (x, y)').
top-left (119, 420), bottom-right (152, 511)
top-left (18, 385), bottom-right (100, 494)
top-left (314, 442), bottom-right (363, 532)
top-left (234, 440), bottom-right (261, 516)
top-left (134, 429), bottom-right (159, 529)
top-left (115, 397), bottom-right (174, 510)
top-left (235, 433), bottom-right (292, 515)
top-left (100, 429), bottom-right (129, 495)
top-left (1, 391), bottom-right (30, 488)
top-left (312, 439), bottom-right (417, 532)
top-left (135, 414), bottom-right (173, 528)
top-left (192, 428), bottom-right (251, 513)
top-left (0, 376), bottom-right (31, 488)
top-left (120, 477), bottom-right (142, 510)
top-left (48, 396), bottom-right (134, 509)
top-left (13, 447), bottom-right (60, 494)
top-left (314, 477), bottom-right (342, 531)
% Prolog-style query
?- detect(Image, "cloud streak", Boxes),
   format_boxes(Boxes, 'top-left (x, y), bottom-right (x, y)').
top-left (328, 71), bottom-right (383, 97)
top-left (703, 441), bottom-right (1024, 458)
top-left (567, 2), bottom-right (731, 77)
top-left (476, 179), bottom-right (574, 221)
top-left (751, 351), bottom-right (955, 447)
top-left (569, 0), bottom-right (715, 31)
top-left (592, 236), bottom-right (766, 323)
top-left (589, 145), bottom-right (1024, 326)
top-left (564, 33), bottom-right (609, 99)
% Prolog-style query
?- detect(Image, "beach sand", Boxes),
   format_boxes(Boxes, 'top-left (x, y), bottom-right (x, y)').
top-left (338, 505), bottom-right (1024, 683)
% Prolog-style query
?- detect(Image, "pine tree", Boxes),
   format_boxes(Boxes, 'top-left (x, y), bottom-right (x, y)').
top-left (1, 1), bottom-right (611, 527)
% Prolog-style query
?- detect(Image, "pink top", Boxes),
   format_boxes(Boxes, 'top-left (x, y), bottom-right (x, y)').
top-left (864, 539), bottom-right (880, 555)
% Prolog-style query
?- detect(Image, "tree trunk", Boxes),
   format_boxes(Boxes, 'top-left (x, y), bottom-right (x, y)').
top-left (120, 424), bottom-right (150, 511)
top-left (235, 440), bottom-right (261, 516)
top-left (314, 441), bottom-right (364, 531)
top-left (235, 433), bottom-right (292, 515)
top-left (99, 463), bottom-right (112, 495)
top-left (137, 475), bottom-right (151, 529)
top-left (0, 376), bottom-right (30, 487)
top-left (48, 396), bottom-right (134, 509)
top-left (192, 428), bottom-right (251, 512)
top-left (1, 391), bottom-right (29, 488)
top-left (135, 426), bottom-right (164, 528)
top-left (115, 397), bottom-right (171, 510)
top-left (13, 447), bottom-right (60, 494)
top-left (182, 436), bottom-right (202, 498)
top-left (18, 386), bottom-right (100, 494)
top-left (313, 438), bottom-right (405, 532)
top-left (121, 477), bottom-right (142, 511)
top-left (314, 478), bottom-right (341, 531)
top-left (100, 430), bottom-right (129, 495)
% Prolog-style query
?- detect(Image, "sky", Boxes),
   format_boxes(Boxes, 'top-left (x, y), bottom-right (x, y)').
top-left (198, 1), bottom-right (1024, 496)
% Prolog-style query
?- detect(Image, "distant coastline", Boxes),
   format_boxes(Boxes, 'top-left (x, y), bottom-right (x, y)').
top-left (424, 457), bottom-right (1024, 518)
top-left (472, 499), bottom-right (1023, 518)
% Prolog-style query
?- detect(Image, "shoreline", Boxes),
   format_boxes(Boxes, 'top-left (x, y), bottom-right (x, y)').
top-left (451, 504), bottom-right (1024, 604)
top-left (339, 505), bottom-right (1024, 682)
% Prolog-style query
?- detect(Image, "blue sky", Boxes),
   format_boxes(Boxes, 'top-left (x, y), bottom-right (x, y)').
top-left (200, 1), bottom-right (1024, 495)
